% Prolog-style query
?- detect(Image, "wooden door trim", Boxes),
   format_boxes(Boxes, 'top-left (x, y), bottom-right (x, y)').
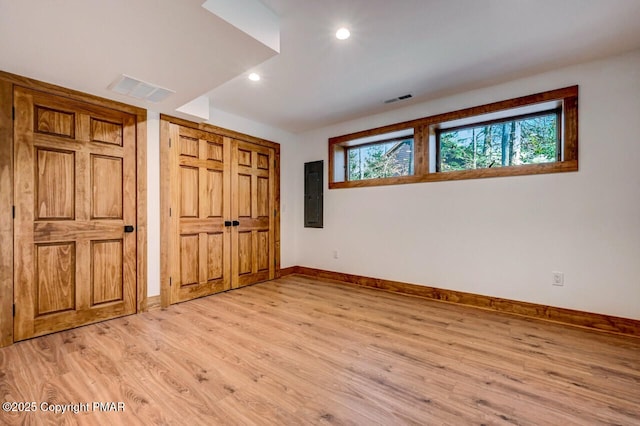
top-left (230, 138), bottom-right (239, 289)
top-left (159, 119), bottom-right (171, 308)
top-left (135, 111), bottom-right (148, 314)
top-left (0, 71), bottom-right (147, 346)
top-left (160, 114), bottom-right (280, 151)
top-left (0, 71), bottom-right (146, 116)
top-left (274, 149), bottom-right (280, 280)
top-left (0, 79), bottom-right (14, 347)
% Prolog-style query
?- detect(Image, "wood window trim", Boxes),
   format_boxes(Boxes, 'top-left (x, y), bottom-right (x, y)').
top-left (329, 86), bottom-right (578, 189)
top-left (0, 71), bottom-right (148, 347)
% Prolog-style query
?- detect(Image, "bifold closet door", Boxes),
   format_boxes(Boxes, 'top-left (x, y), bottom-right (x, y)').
top-left (231, 139), bottom-right (276, 288)
top-left (166, 122), bottom-right (276, 304)
top-left (13, 87), bottom-right (137, 340)
top-left (168, 124), bottom-right (231, 304)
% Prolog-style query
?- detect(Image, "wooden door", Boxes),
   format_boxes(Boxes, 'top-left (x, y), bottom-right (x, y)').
top-left (231, 139), bottom-right (276, 288)
top-left (163, 121), bottom-right (277, 304)
top-left (13, 87), bottom-right (137, 341)
top-left (168, 124), bottom-right (231, 304)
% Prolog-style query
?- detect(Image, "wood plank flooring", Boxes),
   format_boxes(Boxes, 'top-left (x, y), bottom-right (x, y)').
top-left (1, 274), bottom-right (639, 425)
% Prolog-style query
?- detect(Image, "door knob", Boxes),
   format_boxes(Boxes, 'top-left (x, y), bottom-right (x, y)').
top-left (124, 225), bottom-right (135, 233)
top-left (224, 221), bottom-right (232, 227)
top-left (232, 220), bottom-right (240, 226)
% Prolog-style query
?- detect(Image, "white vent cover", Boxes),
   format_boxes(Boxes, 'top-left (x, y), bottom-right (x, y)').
top-left (108, 75), bottom-right (174, 103)
top-left (384, 93), bottom-right (412, 104)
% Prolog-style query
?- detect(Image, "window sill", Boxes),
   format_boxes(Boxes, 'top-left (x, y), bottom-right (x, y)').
top-left (329, 160), bottom-right (578, 189)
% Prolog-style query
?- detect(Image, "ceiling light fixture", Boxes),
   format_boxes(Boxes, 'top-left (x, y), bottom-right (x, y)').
top-left (336, 27), bottom-right (350, 40)
top-left (248, 73), bottom-right (261, 81)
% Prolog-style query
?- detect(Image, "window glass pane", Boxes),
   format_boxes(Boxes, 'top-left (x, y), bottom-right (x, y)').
top-left (438, 112), bottom-right (558, 172)
top-left (347, 138), bottom-right (414, 181)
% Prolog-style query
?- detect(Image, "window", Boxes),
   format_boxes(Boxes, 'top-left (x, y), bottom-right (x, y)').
top-left (329, 86), bottom-right (578, 189)
top-left (346, 131), bottom-right (414, 181)
top-left (437, 109), bottom-right (560, 172)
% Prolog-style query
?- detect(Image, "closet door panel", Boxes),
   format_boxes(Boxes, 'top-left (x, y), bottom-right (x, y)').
top-left (231, 139), bottom-right (275, 289)
top-left (169, 124), bottom-right (230, 304)
top-left (163, 119), bottom-right (278, 305)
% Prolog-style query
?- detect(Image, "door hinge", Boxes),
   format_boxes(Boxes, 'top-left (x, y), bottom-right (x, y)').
top-left (169, 277), bottom-right (172, 287)
top-left (12, 205), bottom-right (15, 219)
top-left (169, 207), bottom-right (172, 217)
top-left (12, 106), bottom-right (15, 121)
top-left (274, 209), bottom-right (277, 217)
top-left (13, 304), bottom-right (15, 317)
top-left (169, 138), bottom-right (172, 148)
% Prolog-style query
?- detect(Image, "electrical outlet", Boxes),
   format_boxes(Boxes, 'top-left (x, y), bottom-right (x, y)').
top-left (332, 250), bottom-right (339, 259)
top-left (552, 271), bottom-right (564, 286)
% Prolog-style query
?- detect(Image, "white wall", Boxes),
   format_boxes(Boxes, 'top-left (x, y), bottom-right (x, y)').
top-left (145, 50), bottom-right (639, 320)
top-left (146, 111), bottom-right (161, 297)
top-left (291, 49), bottom-right (640, 320)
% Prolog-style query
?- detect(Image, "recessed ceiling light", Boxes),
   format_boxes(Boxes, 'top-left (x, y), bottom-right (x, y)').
top-left (248, 73), bottom-right (261, 81)
top-left (336, 27), bottom-right (350, 40)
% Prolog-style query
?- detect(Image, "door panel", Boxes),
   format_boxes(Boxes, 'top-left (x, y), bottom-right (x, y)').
top-left (91, 155), bottom-right (123, 219)
top-left (180, 234), bottom-right (199, 286)
top-left (257, 231), bottom-right (269, 271)
top-left (206, 170), bottom-right (224, 217)
top-left (238, 174), bottom-right (252, 217)
top-left (257, 177), bottom-right (269, 217)
top-left (36, 242), bottom-right (76, 315)
top-left (207, 142), bottom-right (223, 161)
top-left (36, 148), bottom-right (75, 220)
top-left (90, 118), bottom-right (123, 145)
top-left (180, 166), bottom-right (199, 217)
top-left (35, 106), bottom-right (75, 138)
top-left (180, 136), bottom-right (198, 157)
top-left (13, 87), bottom-right (137, 341)
top-left (91, 240), bottom-right (123, 305)
top-left (237, 232), bottom-right (253, 276)
top-left (169, 124), bottom-right (231, 303)
top-left (231, 139), bottom-right (275, 289)
top-left (207, 233), bottom-right (224, 280)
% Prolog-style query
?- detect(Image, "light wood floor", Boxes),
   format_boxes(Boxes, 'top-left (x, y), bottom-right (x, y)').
top-left (1, 275), bottom-right (639, 425)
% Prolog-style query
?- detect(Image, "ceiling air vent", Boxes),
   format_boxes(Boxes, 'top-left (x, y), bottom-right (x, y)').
top-left (384, 93), bottom-right (413, 104)
top-left (108, 74), bottom-right (174, 103)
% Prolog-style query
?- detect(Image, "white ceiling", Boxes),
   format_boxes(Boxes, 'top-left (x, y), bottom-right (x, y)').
top-left (2, 1), bottom-right (640, 134)
top-left (0, 0), bottom-right (277, 112)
